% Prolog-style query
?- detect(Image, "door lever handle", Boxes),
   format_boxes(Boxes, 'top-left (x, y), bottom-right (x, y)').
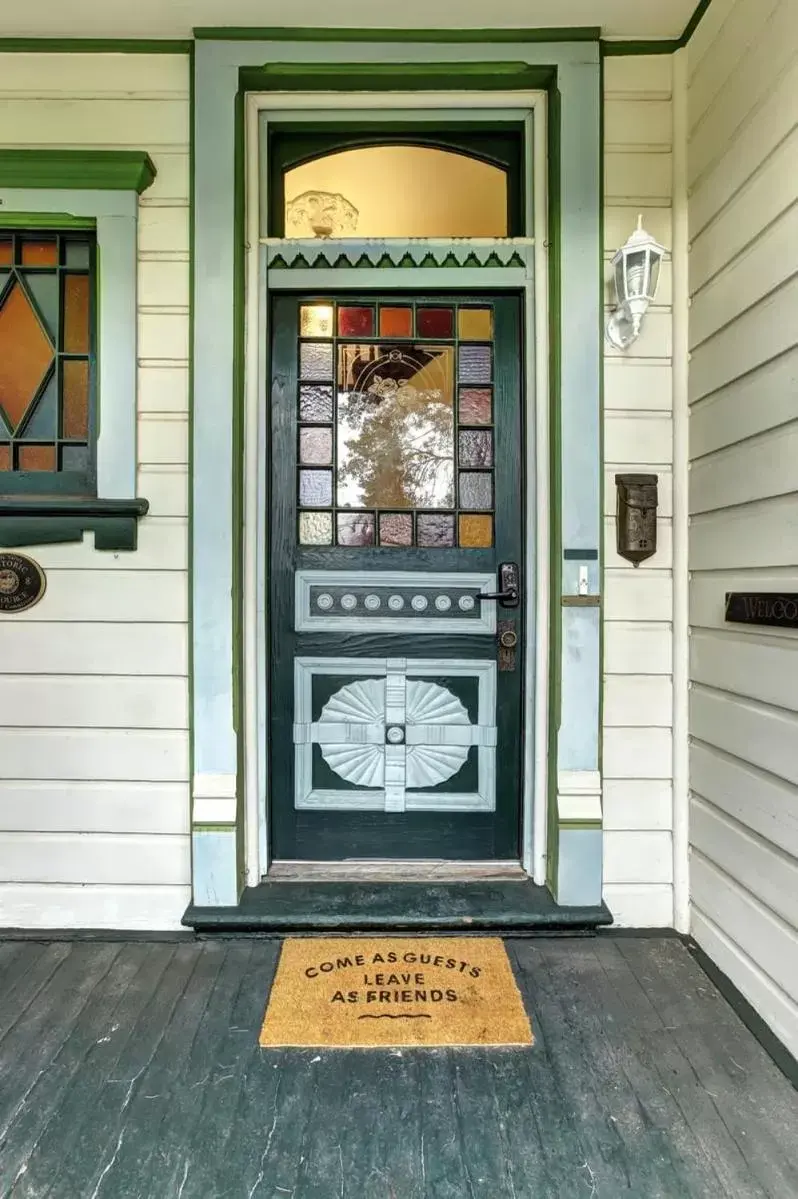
top-left (478, 562), bottom-right (520, 608)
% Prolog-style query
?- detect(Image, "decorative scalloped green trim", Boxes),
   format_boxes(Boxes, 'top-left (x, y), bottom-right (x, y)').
top-left (0, 150), bottom-right (157, 194)
top-left (266, 246), bottom-right (531, 269)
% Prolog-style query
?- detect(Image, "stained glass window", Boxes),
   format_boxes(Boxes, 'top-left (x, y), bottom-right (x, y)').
top-left (0, 230), bottom-right (96, 492)
top-left (296, 300), bottom-right (495, 548)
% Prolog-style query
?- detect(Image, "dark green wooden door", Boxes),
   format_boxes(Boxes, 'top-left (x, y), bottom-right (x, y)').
top-left (269, 293), bottom-right (525, 860)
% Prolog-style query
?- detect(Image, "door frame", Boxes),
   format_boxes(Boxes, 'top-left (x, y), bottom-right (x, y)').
top-left (242, 90), bottom-right (550, 881)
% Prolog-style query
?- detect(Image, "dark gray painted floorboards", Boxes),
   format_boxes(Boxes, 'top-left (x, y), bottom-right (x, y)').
top-left (0, 937), bottom-right (796, 1199)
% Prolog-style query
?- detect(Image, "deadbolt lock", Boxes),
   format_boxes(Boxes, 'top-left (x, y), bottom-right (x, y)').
top-left (499, 629), bottom-right (518, 649)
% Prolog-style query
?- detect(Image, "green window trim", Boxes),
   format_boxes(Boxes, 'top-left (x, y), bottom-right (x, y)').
top-left (0, 497), bottom-right (149, 551)
top-left (0, 150), bottom-right (157, 195)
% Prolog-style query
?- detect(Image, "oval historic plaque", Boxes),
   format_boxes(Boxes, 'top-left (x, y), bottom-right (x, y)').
top-left (0, 553), bottom-right (46, 614)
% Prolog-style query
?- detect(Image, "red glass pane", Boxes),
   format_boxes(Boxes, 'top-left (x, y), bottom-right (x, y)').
top-left (64, 275), bottom-right (90, 354)
top-left (0, 445), bottom-right (9, 470)
top-left (0, 282), bottom-right (54, 431)
top-left (19, 445), bottom-right (56, 471)
top-left (63, 360), bottom-right (89, 439)
top-left (417, 307), bottom-right (454, 339)
top-left (0, 241), bottom-right (11, 266)
top-left (21, 240), bottom-right (58, 267)
top-left (379, 307), bottom-right (413, 338)
top-left (338, 306), bottom-right (374, 337)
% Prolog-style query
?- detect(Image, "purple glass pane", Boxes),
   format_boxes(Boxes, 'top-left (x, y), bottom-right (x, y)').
top-left (459, 387), bottom-right (492, 425)
top-left (299, 384), bottom-right (333, 422)
top-left (338, 306), bottom-right (375, 337)
top-left (300, 341), bottom-right (334, 380)
top-left (337, 512), bottom-right (376, 546)
top-left (459, 471), bottom-right (492, 510)
top-left (417, 513), bottom-right (455, 547)
top-left (459, 430), bottom-right (493, 468)
top-left (299, 427), bottom-right (333, 465)
top-left (379, 513), bottom-right (413, 546)
top-left (459, 344), bottom-right (492, 384)
top-left (299, 469), bottom-right (332, 507)
top-left (417, 307), bottom-right (454, 339)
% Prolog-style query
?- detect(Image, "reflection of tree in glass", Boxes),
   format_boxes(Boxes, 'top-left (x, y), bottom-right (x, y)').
top-left (338, 345), bottom-right (454, 509)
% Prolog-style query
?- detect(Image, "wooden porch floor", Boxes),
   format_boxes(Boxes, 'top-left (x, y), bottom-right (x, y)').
top-left (1, 936), bottom-right (796, 1198)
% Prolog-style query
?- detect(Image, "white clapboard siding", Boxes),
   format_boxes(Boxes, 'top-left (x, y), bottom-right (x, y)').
top-left (690, 495), bottom-right (798, 571)
top-left (602, 56), bottom-right (675, 928)
top-left (688, 0), bottom-right (779, 127)
top-left (690, 349), bottom-right (798, 459)
top-left (690, 742), bottom-right (798, 860)
top-left (691, 421), bottom-right (798, 514)
top-left (691, 570), bottom-right (798, 636)
top-left (691, 629), bottom-right (798, 712)
top-left (0, 52), bottom-right (191, 929)
top-left (690, 686), bottom-right (798, 788)
top-left (0, 782), bottom-right (189, 835)
top-left (0, 884), bottom-right (191, 931)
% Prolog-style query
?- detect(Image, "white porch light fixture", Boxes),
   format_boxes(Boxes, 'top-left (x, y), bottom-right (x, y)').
top-left (605, 215), bottom-right (667, 351)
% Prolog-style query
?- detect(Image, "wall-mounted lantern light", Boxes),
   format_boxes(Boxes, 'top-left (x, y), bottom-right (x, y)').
top-left (605, 215), bottom-right (667, 351)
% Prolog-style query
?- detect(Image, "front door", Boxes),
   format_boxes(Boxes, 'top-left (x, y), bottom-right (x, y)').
top-left (269, 293), bottom-right (525, 861)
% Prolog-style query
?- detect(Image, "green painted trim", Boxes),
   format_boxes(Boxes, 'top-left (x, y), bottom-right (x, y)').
top-left (0, 150), bottom-right (157, 194)
top-left (192, 823), bottom-right (238, 832)
top-left (240, 62), bottom-right (555, 94)
top-left (546, 77), bottom-right (563, 897)
top-left (0, 38), bottom-right (192, 53)
top-left (0, 212), bottom-right (95, 229)
top-left (601, 0), bottom-right (714, 55)
top-left (559, 821), bottom-right (603, 831)
top-left (0, 498), bottom-right (148, 551)
top-left (195, 27), bottom-right (601, 43)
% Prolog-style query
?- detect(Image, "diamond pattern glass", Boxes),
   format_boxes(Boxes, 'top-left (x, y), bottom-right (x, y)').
top-left (0, 282), bottom-right (54, 431)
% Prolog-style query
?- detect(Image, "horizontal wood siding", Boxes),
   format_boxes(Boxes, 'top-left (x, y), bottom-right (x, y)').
top-left (0, 52), bottom-right (190, 931)
top-left (603, 56), bottom-right (674, 925)
top-left (688, 0), bottom-right (798, 1058)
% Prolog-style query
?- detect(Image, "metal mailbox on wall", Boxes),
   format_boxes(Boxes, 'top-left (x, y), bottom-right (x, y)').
top-left (615, 474), bottom-right (658, 566)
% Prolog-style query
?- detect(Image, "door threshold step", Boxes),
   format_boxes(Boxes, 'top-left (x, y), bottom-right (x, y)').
top-left (267, 860), bottom-right (527, 883)
top-left (183, 880), bottom-right (612, 934)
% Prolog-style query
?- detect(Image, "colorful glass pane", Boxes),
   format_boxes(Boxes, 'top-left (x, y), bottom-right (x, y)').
top-left (300, 342), bottom-right (333, 380)
top-left (337, 344), bottom-right (454, 509)
top-left (21, 240), bottom-right (57, 267)
top-left (459, 388), bottom-right (492, 425)
top-left (459, 429), bottom-right (493, 468)
top-left (299, 384), bottom-right (334, 422)
top-left (0, 242), bottom-right (11, 266)
top-left (0, 445), bottom-right (9, 470)
top-left (459, 514), bottom-right (493, 548)
top-left (299, 511), bottom-right (333, 545)
top-left (459, 344), bottom-right (492, 384)
top-left (64, 242), bottom-right (90, 269)
top-left (62, 360), bottom-right (89, 440)
top-left (379, 513), bottom-right (413, 546)
top-left (0, 282), bottom-right (54, 431)
top-left (19, 445), bottom-right (56, 471)
top-left (338, 306), bottom-right (374, 337)
top-left (64, 275), bottom-right (90, 354)
top-left (417, 513), bottom-right (455, 547)
top-left (61, 445), bottom-right (90, 473)
top-left (379, 307), bottom-right (412, 338)
top-left (417, 307), bottom-right (454, 339)
top-left (458, 307), bottom-right (493, 341)
top-left (300, 304), bottom-right (334, 337)
top-left (299, 469), bottom-right (332, 507)
top-left (459, 471), bottom-right (492, 510)
top-left (337, 512), bottom-right (376, 546)
top-left (299, 427), bottom-right (333, 466)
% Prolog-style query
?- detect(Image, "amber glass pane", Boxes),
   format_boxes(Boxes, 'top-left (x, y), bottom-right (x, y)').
top-left (338, 306), bottom-right (374, 337)
top-left (379, 513), bottom-right (413, 546)
top-left (379, 307), bottom-right (412, 338)
top-left (63, 275), bottom-right (90, 354)
top-left (0, 445), bottom-right (10, 470)
top-left (0, 241), bottom-right (11, 266)
top-left (417, 308), bottom-right (453, 339)
top-left (337, 344), bottom-right (454, 508)
top-left (459, 514), bottom-right (493, 548)
top-left (0, 283), bottom-right (54, 431)
top-left (21, 240), bottom-right (58, 267)
top-left (417, 513), bottom-right (455, 547)
top-left (459, 388), bottom-right (492, 425)
top-left (337, 512), bottom-right (375, 546)
top-left (458, 308), bottom-right (493, 341)
top-left (19, 445), bottom-right (56, 471)
top-left (62, 360), bottom-right (89, 439)
top-left (300, 304), bottom-right (333, 337)
top-left (299, 427), bottom-right (333, 466)
top-left (299, 512), bottom-right (333, 545)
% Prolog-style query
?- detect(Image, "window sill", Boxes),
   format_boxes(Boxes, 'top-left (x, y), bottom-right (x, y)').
top-left (0, 497), bottom-right (149, 551)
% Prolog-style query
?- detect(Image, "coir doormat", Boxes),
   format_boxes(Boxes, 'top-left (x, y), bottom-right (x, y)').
top-left (259, 937), bottom-right (533, 1048)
